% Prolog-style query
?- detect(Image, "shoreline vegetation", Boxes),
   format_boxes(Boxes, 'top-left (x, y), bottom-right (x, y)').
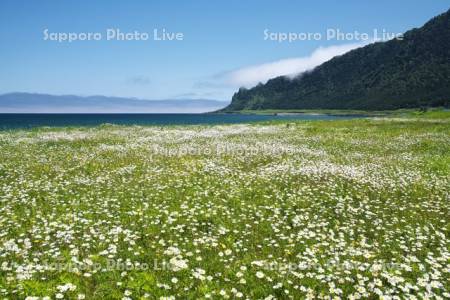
top-left (211, 107), bottom-right (449, 118)
top-left (0, 109), bottom-right (448, 132)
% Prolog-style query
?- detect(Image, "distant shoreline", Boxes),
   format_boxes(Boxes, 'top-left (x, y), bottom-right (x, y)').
top-left (211, 109), bottom-right (408, 117)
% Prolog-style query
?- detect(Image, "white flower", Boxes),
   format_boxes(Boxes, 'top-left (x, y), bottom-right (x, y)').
top-left (164, 246), bottom-right (181, 256)
top-left (169, 256), bottom-right (188, 271)
top-left (192, 268), bottom-right (206, 280)
top-left (251, 260), bottom-right (265, 267)
top-left (57, 283), bottom-right (77, 293)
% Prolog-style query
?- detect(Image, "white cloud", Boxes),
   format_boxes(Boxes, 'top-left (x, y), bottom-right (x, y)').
top-left (223, 42), bottom-right (366, 88)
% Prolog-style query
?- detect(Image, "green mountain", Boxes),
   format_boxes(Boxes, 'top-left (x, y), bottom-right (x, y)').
top-left (223, 9), bottom-right (450, 111)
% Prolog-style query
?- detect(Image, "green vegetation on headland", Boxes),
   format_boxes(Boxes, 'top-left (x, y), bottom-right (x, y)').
top-left (0, 112), bottom-right (449, 299)
top-left (216, 107), bottom-right (450, 118)
top-left (222, 9), bottom-right (450, 112)
top-left (215, 108), bottom-right (382, 116)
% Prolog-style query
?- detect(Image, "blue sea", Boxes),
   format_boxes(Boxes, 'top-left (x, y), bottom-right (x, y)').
top-left (0, 113), bottom-right (361, 129)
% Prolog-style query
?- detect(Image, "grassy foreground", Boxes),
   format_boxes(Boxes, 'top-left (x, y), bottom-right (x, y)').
top-left (0, 113), bottom-right (449, 299)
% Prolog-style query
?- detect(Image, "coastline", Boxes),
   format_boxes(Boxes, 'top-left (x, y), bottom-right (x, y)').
top-left (210, 108), bottom-right (449, 118)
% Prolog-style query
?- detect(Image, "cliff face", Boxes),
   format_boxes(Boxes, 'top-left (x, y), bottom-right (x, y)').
top-left (224, 9), bottom-right (450, 111)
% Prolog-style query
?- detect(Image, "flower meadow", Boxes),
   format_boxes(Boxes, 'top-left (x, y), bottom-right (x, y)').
top-left (0, 116), bottom-right (449, 299)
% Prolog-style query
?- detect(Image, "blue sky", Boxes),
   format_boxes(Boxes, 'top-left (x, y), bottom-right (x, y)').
top-left (0, 0), bottom-right (448, 101)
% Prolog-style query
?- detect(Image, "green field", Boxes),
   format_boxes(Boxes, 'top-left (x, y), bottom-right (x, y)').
top-left (215, 108), bottom-right (449, 117)
top-left (0, 113), bottom-right (449, 299)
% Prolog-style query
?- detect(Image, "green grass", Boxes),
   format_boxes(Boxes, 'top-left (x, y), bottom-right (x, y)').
top-left (218, 108), bottom-right (384, 115)
top-left (0, 114), bottom-right (449, 299)
top-left (217, 107), bottom-right (450, 117)
top-left (406, 109), bottom-right (450, 120)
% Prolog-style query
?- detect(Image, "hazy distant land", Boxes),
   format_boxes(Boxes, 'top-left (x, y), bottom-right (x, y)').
top-left (0, 93), bottom-right (229, 113)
